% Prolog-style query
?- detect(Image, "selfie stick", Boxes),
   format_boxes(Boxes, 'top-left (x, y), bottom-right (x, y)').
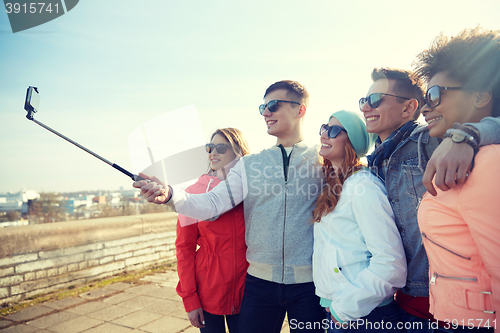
top-left (24, 87), bottom-right (145, 182)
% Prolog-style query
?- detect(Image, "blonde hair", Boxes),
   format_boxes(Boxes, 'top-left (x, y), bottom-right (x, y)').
top-left (208, 128), bottom-right (250, 172)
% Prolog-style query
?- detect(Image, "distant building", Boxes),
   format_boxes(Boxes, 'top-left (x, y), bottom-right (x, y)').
top-left (120, 189), bottom-right (142, 199)
top-left (0, 190), bottom-right (40, 215)
top-left (93, 196), bottom-right (107, 204)
top-left (61, 195), bottom-right (94, 213)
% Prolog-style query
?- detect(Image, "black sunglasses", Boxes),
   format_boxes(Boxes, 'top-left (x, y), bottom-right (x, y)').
top-left (205, 143), bottom-right (232, 154)
top-left (359, 93), bottom-right (411, 110)
top-left (259, 100), bottom-right (301, 115)
top-left (319, 124), bottom-right (347, 138)
top-left (424, 85), bottom-right (464, 108)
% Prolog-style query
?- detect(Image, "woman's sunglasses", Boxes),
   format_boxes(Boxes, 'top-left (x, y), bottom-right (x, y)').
top-left (424, 85), bottom-right (464, 108)
top-left (359, 93), bottom-right (411, 110)
top-left (259, 100), bottom-right (301, 115)
top-left (205, 143), bottom-right (232, 154)
top-left (319, 124), bottom-right (347, 138)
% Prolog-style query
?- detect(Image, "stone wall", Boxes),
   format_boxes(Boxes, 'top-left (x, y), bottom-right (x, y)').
top-left (0, 212), bottom-right (178, 304)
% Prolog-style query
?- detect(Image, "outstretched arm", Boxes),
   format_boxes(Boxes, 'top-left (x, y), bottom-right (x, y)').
top-left (133, 158), bottom-right (247, 221)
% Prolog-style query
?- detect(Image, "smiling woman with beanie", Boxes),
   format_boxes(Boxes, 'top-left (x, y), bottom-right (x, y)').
top-left (312, 110), bottom-right (407, 332)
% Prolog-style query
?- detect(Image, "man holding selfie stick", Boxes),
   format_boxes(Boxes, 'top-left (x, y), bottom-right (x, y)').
top-left (134, 80), bottom-right (325, 332)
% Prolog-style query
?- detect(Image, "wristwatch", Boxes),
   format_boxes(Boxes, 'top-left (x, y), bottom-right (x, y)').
top-left (444, 129), bottom-right (478, 149)
top-left (444, 128), bottom-right (480, 171)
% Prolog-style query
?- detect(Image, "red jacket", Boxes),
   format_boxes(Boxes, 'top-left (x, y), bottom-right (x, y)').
top-left (175, 174), bottom-right (248, 315)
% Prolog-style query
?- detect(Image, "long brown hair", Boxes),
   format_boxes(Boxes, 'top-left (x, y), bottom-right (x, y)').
top-left (312, 139), bottom-right (363, 223)
top-left (208, 128), bottom-right (250, 172)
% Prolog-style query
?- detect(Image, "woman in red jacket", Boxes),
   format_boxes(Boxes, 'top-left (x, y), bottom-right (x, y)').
top-left (176, 128), bottom-right (250, 333)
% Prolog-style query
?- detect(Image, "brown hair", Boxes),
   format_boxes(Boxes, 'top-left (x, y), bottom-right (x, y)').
top-left (413, 27), bottom-right (500, 117)
top-left (264, 80), bottom-right (310, 107)
top-left (371, 68), bottom-right (425, 120)
top-left (208, 128), bottom-right (250, 172)
top-left (312, 140), bottom-right (363, 223)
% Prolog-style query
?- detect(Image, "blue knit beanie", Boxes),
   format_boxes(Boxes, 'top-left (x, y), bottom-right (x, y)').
top-left (329, 110), bottom-right (375, 157)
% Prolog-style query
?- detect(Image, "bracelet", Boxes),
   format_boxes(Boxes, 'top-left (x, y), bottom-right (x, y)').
top-left (164, 185), bottom-right (173, 204)
top-left (469, 147), bottom-right (479, 172)
top-left (444, 128), bottom-right (479, 150)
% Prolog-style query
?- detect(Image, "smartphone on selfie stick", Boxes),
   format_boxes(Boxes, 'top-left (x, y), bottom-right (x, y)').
top-left (24, 86), bottom-right (147, 182)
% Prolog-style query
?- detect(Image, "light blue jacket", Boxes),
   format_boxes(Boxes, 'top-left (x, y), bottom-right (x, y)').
top-left (313, 169), bottom-right (407, 322)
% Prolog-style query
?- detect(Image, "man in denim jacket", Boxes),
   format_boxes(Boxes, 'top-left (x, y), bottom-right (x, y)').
top-left (361, 68), bottom-right (500, 332)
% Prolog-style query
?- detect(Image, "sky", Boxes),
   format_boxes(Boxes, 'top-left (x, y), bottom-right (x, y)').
top-left (1, 0), bottom-right (500, 193)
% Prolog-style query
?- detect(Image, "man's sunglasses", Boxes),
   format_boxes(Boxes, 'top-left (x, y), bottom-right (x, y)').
top-left (319, 124), bottom-right (347, 138)
top-left (259, 100), bottom-right (301, 115)
top-left (424, 85), bottom-right (464, 108)
top-left (205, 143), bottom-right (232, 154)
top-left (359, 93), bottom-right (411, 110)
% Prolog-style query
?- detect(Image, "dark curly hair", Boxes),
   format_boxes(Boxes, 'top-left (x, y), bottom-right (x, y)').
top-left (413, 27), bottom-right (500, 117)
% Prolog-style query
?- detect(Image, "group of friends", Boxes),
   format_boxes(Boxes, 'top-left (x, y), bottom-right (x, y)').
top-left (133, 27), bottom-right (500, 333)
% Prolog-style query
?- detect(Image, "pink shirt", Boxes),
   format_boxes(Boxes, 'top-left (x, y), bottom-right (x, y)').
top-left (418, 145), bottom-right (500, 330)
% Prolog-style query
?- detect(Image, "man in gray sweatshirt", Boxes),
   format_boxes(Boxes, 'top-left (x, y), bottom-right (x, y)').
top-left (135, 80), bottom-right (325, 332)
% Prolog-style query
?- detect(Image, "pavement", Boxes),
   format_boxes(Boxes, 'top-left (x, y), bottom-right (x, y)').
top-left (0, 269), bottom-right (289, 333)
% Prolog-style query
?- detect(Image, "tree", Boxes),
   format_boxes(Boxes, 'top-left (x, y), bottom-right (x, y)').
top-left (6, 211), bottom-right (20, 222)
top-left (28, 193), bottom-right (65, 223)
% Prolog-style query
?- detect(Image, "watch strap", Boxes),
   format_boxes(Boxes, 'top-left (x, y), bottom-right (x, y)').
top-left (444, 128), bottom-right (478, 150)
top-left (444, 127), bottom-right (480, 172)
top-left (452, 123), bottom-right (480, 148)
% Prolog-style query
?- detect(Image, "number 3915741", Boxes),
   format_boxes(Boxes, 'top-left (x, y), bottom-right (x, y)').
top-left (5, 3), bottom-right (59, 14)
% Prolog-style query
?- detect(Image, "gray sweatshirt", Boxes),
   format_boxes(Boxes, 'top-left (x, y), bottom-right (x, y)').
top-left (467, 116), bottom-right (500, 145)
top-left (170, 142), bottom-right (323, 284)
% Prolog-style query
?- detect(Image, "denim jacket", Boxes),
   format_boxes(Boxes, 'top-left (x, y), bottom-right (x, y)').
top-left (383, 124), bottom-right (440, 297)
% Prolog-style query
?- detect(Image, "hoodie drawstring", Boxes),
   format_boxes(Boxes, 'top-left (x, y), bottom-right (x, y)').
top-left (206, 178), bottom-right (213, 192)
top-left (417, 131), bottom-right (425, 173)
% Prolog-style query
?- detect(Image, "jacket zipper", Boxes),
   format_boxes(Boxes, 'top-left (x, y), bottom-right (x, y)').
top-left (205, 178), bottom-right (213, 192)
top-left (199, 177), bottom-right (213, 299)
top-left (430, 272), bottom-right (477, 285)
top-left (278, 145), bottom-right (292, 283)
top-left (231, 209), bottom-right (236, 315)
top-left (282, 180), bottom-right (287, 283)
top-left (421, 232), bottom-right (471, 260)
top-left (206, 176), bottom-right (237, 314)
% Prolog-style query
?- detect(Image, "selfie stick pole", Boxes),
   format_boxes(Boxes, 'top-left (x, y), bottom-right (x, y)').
top-left (27, 117), bottom-right (143, 182)
top-left (24, 86), bottom-right (146, 182)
